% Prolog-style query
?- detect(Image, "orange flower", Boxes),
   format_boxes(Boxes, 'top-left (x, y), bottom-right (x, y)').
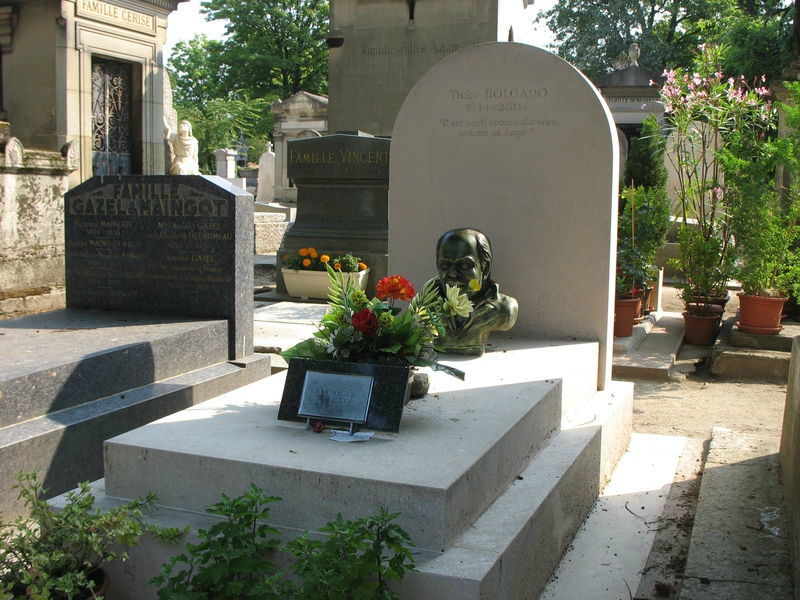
top-left (310, 251), bottom-right (319, 259)
top-left (358, 262), bottom-right (368, 271)
top-left (302, 258), bottom-right (312, 267)
top-left (333, 262), bottom-right (342, 271)
top-left (307, 247), bottom-right (316, 255)
top-left (298, 248), bottom-right (309, 257)
top-left (320, 254), bottom-right (330, 263)
top-left (376, 275), bottom-right (415, 301)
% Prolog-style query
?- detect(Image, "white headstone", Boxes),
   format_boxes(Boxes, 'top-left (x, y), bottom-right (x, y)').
top-left (389, 42), bottom-right (619, 389)
top-left (214, 148), bottom-right (238, 179)
top-left (255, 144), bottom-right (276, 204)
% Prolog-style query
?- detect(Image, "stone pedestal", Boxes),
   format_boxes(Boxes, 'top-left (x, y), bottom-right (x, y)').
top-left (214, 148), bottom-right (237, 178)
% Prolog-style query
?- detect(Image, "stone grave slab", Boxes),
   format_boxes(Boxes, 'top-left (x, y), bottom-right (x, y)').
top-left (103, 339), bottom-right (599, 552)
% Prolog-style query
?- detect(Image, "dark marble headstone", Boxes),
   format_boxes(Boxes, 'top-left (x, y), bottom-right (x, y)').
top-left (64, 175), bottom-right (253, 359)
top-left (278, 133), bottom-right (390, 294)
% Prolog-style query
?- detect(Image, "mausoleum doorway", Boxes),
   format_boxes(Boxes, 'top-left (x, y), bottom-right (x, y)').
top-left (91, 56), bottom-right (142, 176)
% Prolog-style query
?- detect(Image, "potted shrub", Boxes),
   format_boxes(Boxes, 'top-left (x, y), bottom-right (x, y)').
top-left (670, 226), bottom-right (730, 344)
top-left (723, 82), bottom-right (800, 334)
top-left (658, 44), bottom-right (772, 343)
top-left (614, 245), bottom-right (648, 337)
top-left (618, 184), bottom-right (671, 314)
top-left (0, 472), bottom-right (160, 599)
top-left (778, 247), bottom-right (800, 319)
top-left (280, 248), bottom-right (369, 299)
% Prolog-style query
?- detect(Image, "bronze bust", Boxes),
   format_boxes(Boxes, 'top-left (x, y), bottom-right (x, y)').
top-left (429, 228), bottom-right (518, 355)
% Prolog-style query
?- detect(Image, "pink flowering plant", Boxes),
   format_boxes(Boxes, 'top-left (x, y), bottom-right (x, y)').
top-left (658, 44), bottom-right (774, 235)
top-left (281, 265), bottom-right (471, 379)
top-left (656, 44), bottom-right (776, 310)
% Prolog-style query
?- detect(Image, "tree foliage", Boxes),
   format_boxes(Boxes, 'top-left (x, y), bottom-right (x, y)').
top-left (166, 0), bottom-right (329, 172)
top-left (201, 0), bottom-right (329, 100)
top-left (538, 0), bottom-right (797, 80)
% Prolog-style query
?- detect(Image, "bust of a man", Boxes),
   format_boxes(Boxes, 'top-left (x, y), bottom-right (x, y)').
top-left (429, 228), bottom-right (518, 355)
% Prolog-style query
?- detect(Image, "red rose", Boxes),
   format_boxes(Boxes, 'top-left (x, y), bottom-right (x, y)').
top-left (375, 275), bottom-right (415, 301)
top-left (352, 308), bottom-right (378, 334)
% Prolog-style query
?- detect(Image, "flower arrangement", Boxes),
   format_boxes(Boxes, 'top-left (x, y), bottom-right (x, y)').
top-left (281, 266), bottom-right (473, 379)
top-left (282, 248), bottom-right (368, 273)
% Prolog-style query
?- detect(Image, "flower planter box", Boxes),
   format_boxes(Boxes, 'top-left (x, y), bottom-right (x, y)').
top-left (282, 268), bottom-right (369, 300)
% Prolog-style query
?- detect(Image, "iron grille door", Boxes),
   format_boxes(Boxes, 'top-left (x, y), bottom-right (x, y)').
top-left (91, 57), bottom-right (133, 175)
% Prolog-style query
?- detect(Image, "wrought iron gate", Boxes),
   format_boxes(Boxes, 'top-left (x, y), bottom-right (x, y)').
top-left (91, 57), bottom-right (133, 175)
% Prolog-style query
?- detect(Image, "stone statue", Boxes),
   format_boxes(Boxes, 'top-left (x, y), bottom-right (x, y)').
top-left (628, 42), bottom-right (640, 67)
top-left (165, 119), bottom-right (200, 175)
top-left (428, 228), bottom-right (518, 355)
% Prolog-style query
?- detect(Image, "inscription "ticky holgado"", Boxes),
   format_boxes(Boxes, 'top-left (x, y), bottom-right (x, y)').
top-left (450, 87), bottom-right (548, 101)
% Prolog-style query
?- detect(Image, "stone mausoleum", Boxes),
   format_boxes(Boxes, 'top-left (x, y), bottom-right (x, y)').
top-left (0, 0), bottom-right (180, 188)
top-left (327, 0), bottom-right (538, 136)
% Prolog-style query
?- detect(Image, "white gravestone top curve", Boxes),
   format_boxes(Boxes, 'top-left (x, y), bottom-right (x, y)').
top-left (389, 42), bottom-right (619, 389)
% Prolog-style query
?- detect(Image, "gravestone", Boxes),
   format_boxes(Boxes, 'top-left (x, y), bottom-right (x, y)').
top-left (277, 133), bottom-right (390, 293)
top-left (255, 145), bottom-right (276, 204)
top-left (65, 175), bottom-right (254, 359)
top-left (389, 42), bottom-right (619, 389)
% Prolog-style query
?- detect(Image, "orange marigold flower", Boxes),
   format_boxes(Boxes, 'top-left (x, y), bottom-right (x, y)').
top-left (307, 247), bottom-right (316, 254)
top-left (320, 254), bottom-right (330, 263)
top-left (376, 275), bottom-right (415, 301)
top-left (358, 262), bottom-right (368, 271)
top-left (298, 248), bottom-right (309, 257)
top-left (302, 258), bottom-right (312, 267)
top-left (310, 251), bottom-right (319, 259)
top-left (333, 262), bottom-right (342, 271)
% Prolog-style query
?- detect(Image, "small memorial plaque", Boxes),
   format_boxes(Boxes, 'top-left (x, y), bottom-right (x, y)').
top-left (298, 371), bottom-right (373, 423)
top-left (278, 358), bottom-right (411, 432)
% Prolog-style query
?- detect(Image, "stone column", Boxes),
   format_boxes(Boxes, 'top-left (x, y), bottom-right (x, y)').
top-left (255, 144), bottom-right (276, 204)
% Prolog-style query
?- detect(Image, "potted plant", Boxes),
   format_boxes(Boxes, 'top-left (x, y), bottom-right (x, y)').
top-left (618, 184), bottom-right (671, 315)
top-left (0, 471), bottom-right (159, 599)
top-left (280, 248), bottom-right (369, 299)
top-left (722, 82), bottom-right (800, 334)
top-left (614, 245), bottom-right (648, 337)
top-left (670, 226), bottom-right (730, 344)
top-left (658, 44), bottom-right (772, 343)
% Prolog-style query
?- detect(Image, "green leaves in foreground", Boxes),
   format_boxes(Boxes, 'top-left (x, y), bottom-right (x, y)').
top-left (151, 485), bottom-right (415, 600)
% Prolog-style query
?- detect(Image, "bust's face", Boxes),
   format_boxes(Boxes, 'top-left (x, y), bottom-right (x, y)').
top-left (437, 234), bottom-right (483, 297)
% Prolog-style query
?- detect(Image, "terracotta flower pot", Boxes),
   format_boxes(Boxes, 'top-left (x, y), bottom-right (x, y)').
top-left (737, 293), bottom-right (787, 335)
top-left (614, 297), bottom-right (642, 337)
top-left (682, 312), bottom-right (720, 346)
